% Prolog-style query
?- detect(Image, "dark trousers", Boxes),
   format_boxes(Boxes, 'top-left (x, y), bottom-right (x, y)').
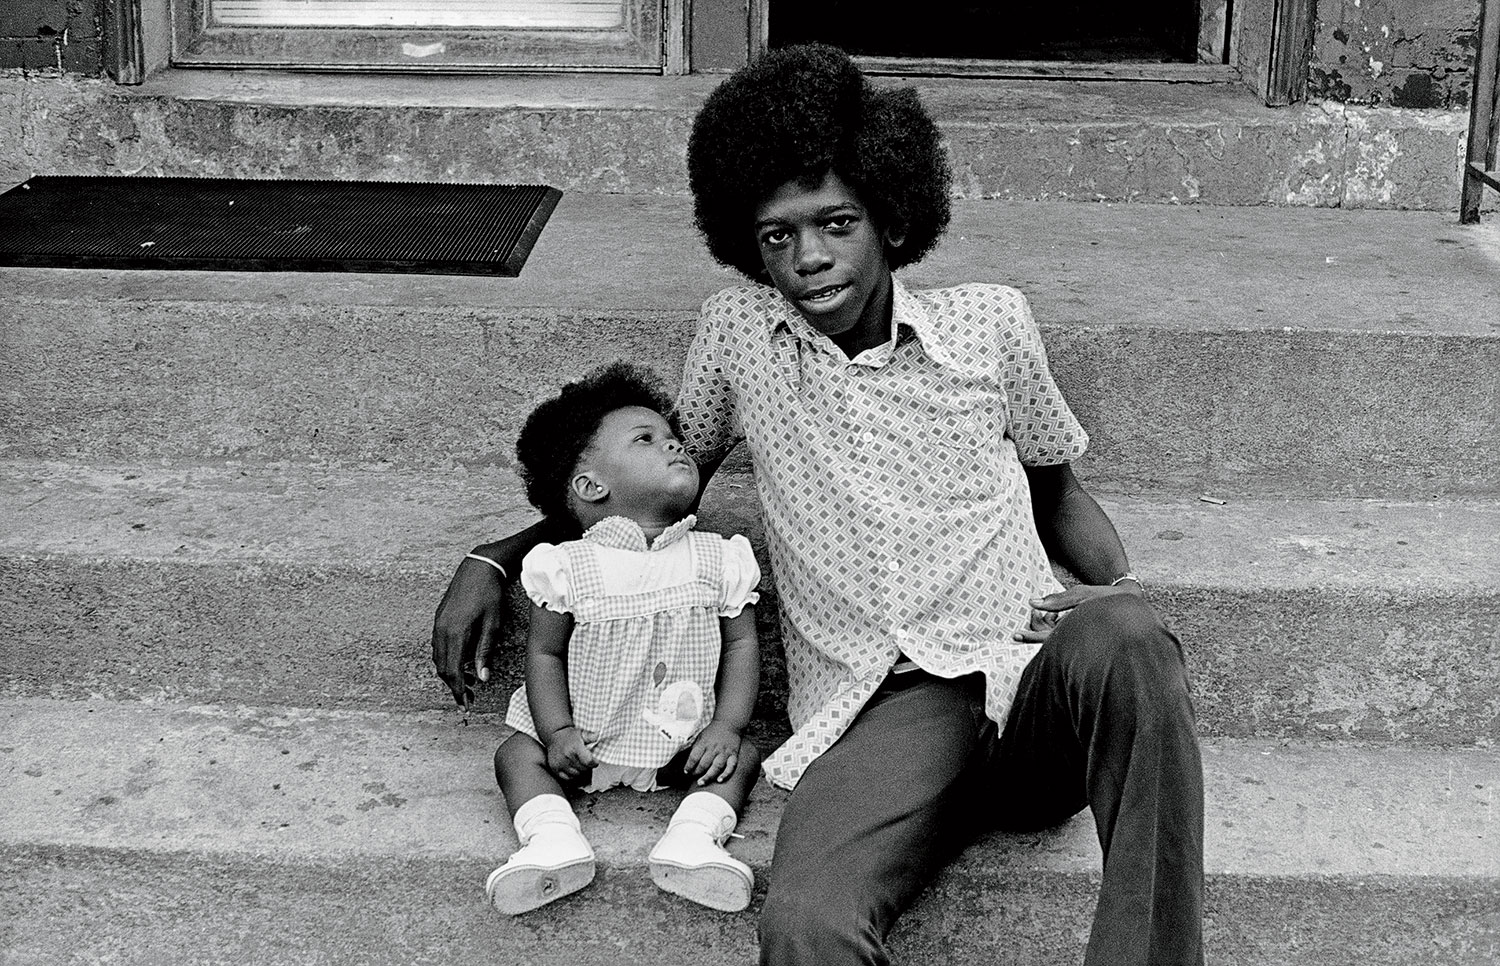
top-left (757, 594), bottom-right (1205, 966)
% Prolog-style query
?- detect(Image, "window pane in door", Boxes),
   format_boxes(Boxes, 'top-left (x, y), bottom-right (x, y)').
top-left (212, 0), bottom-right (626, 29)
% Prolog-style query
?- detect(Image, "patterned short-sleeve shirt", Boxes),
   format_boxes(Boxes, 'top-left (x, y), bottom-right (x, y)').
top-left (677, 278), bottom-right (1088, 789)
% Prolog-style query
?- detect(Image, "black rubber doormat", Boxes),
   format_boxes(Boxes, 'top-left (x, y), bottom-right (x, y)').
top-left (0, 176), bottom-right (562, 276)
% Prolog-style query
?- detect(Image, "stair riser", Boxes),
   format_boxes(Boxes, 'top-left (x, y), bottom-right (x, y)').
top-left (2, 846), bottom-right (1494, 966)
top-left (4, 303), bottom-right (1496, 497)
top-left (940, 112), bottom-right (1466, 210)
top-left (3, 561), bottom-right (1495, 744)
top-left (0, 80), bottom-right (1467, 209)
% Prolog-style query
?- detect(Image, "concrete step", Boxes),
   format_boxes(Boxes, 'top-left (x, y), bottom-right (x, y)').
top-left (0, 70), bottom-right (1475, 211)
top-left (1, 697), bottom-right (1496, 965)
top-left (3, 458), bottom-right (1496, 746)
top-left (3, 197), bottom-right (1498, 498)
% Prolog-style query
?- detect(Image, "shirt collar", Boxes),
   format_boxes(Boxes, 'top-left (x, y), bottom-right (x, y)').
top-left (766, 275), bottom-right (955, 369)
top-left (581, 514), bottom-right (696, 552)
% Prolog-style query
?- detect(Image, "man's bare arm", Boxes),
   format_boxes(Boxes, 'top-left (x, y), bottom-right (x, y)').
top-left (430, 517), bottom-right (571, 706)
top-left (1024, 462), bottom-right (1144, 609)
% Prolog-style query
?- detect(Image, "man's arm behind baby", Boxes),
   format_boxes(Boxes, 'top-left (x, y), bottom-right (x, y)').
top-left (431, 518), bottom-right (562, 707)
top-left (430, 455), bottom-right (730, 706)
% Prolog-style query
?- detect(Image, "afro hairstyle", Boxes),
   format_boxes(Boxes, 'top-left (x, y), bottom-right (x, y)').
top-left (515, 361), bottom-right (679, 525)
top-left (687, 42), bottom-right (952, 283)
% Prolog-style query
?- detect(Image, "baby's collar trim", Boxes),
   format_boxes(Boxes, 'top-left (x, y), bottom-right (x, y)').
top-left (582, 514), bottom-right (697, 552)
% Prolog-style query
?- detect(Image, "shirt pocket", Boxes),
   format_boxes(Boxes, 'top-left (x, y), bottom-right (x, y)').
top-left (915, 404), bottom-right (1009, 502)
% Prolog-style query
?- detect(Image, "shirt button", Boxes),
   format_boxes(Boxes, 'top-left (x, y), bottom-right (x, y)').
top-left (886, 559), bottom-right (900, 573)
top-left (862, 431), bottom-right (875, 444)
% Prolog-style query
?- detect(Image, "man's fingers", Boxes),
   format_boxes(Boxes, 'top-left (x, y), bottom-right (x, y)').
top-left (431, 626), bottom-right (468, 706)
top-left (1031, 582), bottom-right (1132, 612)
top-left (1029, 589), bottom-right (1081, 611)
top-left (474, 612), bottom-right (500, 683)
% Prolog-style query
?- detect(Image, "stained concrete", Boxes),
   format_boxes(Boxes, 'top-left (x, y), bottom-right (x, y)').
top-left (1, 698), bottom-right (1496, 964)
top-left (2, 460), bottom-right (1496, 743)
top-left (4, 698), bottom-right (1494, 875)
top-left (3, 198), bottom-right (1498, 496)
top-left (2, 62), bottom-right (1495, 965)
top-left (0, 69), bottom-right (1476, 208)
top-left (6, 193), bottom-right (1497, 331)
top-left (4, 843), bottom-right (1497, 965)
top-left (1309, 0), bottom-right (1482, 109)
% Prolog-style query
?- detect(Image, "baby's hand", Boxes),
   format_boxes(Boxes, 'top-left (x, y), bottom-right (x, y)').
top-left (544, 726), bottom-right (598, 782)
top-left (684, 722), bottom-right (742, 785)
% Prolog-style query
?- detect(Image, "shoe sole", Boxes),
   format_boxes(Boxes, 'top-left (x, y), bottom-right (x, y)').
top-left (485, 858), bottom-right (595, 915)
top-left (649, 858), bottom-right (752, 913)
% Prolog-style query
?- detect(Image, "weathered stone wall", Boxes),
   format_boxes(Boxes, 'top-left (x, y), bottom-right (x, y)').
top-left (0, 0), bottom-right (104, 74)
top-left (3, 0), bottom-right (1487, 111)
top-left (1309, 0), bottom-right (1482, 108)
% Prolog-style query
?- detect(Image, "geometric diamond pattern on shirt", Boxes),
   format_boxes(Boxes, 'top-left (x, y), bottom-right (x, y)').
top-left (677, 278), bottom-right (1089, 790)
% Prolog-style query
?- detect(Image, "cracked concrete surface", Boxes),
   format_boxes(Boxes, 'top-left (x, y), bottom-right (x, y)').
top-left (1310, 0), bottom-right (1482, 108)
top-left (0, 71), bottom-right (1474, 209)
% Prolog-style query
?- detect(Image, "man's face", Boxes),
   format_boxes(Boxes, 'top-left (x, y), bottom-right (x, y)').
top-left (752, 170), bottom-right (897, 357)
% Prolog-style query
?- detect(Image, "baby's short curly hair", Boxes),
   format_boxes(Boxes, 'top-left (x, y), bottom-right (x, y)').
top-left (515, 361), bottom-right (677, 525)
top-left (687, 43), bottom-right (952, 283)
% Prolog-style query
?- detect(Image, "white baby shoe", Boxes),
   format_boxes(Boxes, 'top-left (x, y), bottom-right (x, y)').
top-left (648, 791), bottom-right (753, 912)
top-left (485, 794), bottom-right (595, 915)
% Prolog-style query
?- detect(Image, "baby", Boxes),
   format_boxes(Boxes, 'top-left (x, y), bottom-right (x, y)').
top-left (485, 361), bottom-right (763, 915)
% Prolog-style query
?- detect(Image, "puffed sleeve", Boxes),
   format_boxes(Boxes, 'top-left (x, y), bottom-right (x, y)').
top-left (993, 287), bottom-right (1090, 466)
top-left (519, 543), bottom-right (573, 614)
top-left (717, 533), bottom-right (762, 617)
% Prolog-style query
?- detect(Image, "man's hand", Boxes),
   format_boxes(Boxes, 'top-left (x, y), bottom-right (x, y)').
top-left (430, 555), bottom-right (509, 707)
top-left (544, 726), bottom-right (598, 782)
top-left (1012, 606), bottom-right (1064, 644)
top-left (1013, 581), bottom-right (1146, 644)
top-left (684, 721), bottom-right (743, 785)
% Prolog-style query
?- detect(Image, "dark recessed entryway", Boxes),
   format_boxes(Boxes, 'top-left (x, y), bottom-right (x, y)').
top-left (771, 0), bottom-right (1204, 63)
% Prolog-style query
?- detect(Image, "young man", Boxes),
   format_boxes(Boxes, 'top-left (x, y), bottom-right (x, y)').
top-left (432, 43), bottom-right (1204, 966)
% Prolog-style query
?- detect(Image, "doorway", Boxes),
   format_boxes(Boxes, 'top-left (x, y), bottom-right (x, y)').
top-left (769, 0), bottom-right (1222, 65)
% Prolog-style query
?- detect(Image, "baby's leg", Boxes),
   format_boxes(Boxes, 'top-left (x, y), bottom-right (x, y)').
top-left (649, 737), bottom-right (762, 912)
top-left (486, 732), bottom-right (595, 915)
top-left (493, 730), bottom-right (568, 814)
top-left (693, 735), bottom-right (761, 813)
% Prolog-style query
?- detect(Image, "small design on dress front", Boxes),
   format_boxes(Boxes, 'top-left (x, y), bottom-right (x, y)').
top-left (643, 679), bottom-right (705, 745)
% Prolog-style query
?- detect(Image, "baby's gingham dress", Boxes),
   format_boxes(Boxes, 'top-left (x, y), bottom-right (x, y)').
top-left (677, 279), bottom-right (1090, 790)
top-left (505, 515), bottom-right (761, 769)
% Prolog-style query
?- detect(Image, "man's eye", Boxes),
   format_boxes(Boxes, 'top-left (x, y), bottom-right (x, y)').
top-left (826, 216), bottom-right (854, 231)
top-left (760, 230), bottom-right (789, 247)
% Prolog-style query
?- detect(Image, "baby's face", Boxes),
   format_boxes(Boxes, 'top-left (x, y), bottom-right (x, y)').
top-left (585, 406), bottom-right (700, 516)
